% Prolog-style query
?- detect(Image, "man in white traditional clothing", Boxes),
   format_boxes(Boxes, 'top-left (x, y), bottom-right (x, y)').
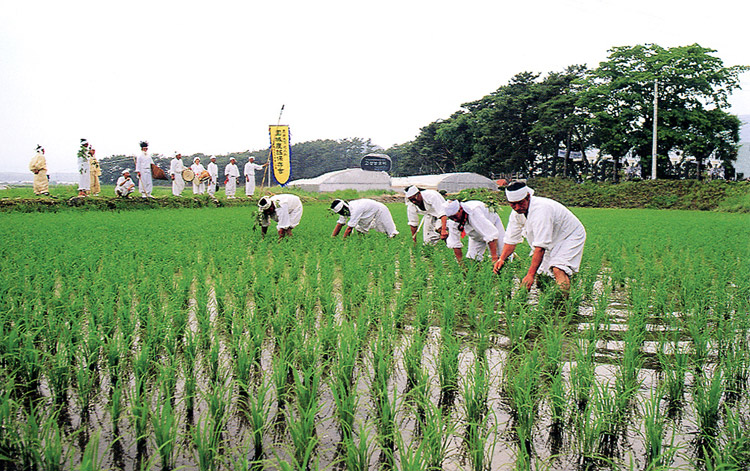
top-left (258, 194), bottom-right (303, 239)
top-left (135, 141), bottom-right (154, 198)
top-left (443, 199), bottom-right (505, 263)
top-left (330, 198), bottom-right (399, 239)
top-left (169, 153), bottom-right (185, 196)
top-left (404, 185), bottom-right (448, 244)
top-left (493, 181), bottom-right (586, 295)
top-left (77, 138), bottom-right (91, 196)
top-left (244, 156), bottom-right (267, 197)
top-left (207, 155), bottom-right (219, 197)
top-left (29, 145), bottom-right (50, 196)
top-left (224, 157), bottom-right (240, 199)
top-left (115, 169), bottom-right (136, 197)
top-left (191, 157), bottom-right (207, 195)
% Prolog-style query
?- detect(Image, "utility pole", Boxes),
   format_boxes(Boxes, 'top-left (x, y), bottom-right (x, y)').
top-left (651, 80), bottom-right (658, 180)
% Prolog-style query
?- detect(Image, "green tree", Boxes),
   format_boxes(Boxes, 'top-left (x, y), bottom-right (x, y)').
top-left (582, 43), bottom-right (748, 179)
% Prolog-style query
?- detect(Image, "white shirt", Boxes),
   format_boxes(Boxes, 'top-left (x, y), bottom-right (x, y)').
top-left (191, 163), bottom-right (206, 175)
top-left (261, 194), bottom-right (303, 229)
top-left (504, 196), bottom-right (585, 250)
top-left (116, 175), bottom-right (135, 190)
top-left (406, 189), bottom-right (446, 226)
top-left (446, 201), bottom-right (502, 249)
top-left (245, 161), bottom-right (264, 178)
top-left (338, 199), bottom-right (387, 228)
top-left (169, 158), bottom-right (184, 176)
top-left (207, 162), bottom-right (218, 179)
top-left (135, 152), bottom-right (153, 174)
top-left (225, 163), bottom-right (239, 177)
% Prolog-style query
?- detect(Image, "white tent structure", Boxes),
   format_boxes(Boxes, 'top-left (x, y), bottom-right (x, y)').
top-left (392, 172), bottom-right (497, 194)
top-left (288, 168), bottom-right (391, 192)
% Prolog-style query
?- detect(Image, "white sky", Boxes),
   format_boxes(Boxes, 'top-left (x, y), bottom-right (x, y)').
top-left (1, 0), bottom-right (748, 173)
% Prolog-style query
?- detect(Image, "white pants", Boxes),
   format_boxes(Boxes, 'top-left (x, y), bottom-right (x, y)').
top-left (226, 178), bottom-right (237, 197)
top-left (355, 210), bottom-right (399, 238)
top-left (421, 215), bottom-right (442, 245)
top-left (139, 172), bottom-right (153, 196)
top-left (245, 179), bottom-right (256, 196)
top-left (207, 178), bottom-right (217, 196)
top-left (192, 181), bottom-right (205, 195)
top-left (172, 176), bottom-right (185, 196)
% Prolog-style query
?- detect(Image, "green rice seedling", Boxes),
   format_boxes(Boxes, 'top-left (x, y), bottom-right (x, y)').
top-left (373, 386), bottom-right (398, 469)
top-left (421, 392), bottom-right (453, 471)
top-left (193, 413), bottom-right (221, 471)
top-left (396, 431), bottom-right (426, 471)
top-left (547, 369), bottom-right (567, 453)
top-left (76, 430), bottom-right (104, 471)
top-left (641, 386), bottom-right (675, 471)
top-left (404, 330), bottom-right (425, 392)
top-left (285, 394), bottom-right (320, 469)
top-left (656, 341), bottom-right (688, 413)
top-left (463, 411), bottom-right (493, 471)
top-left (620, 312), bottom-right (645, 394)
top-left (334, 323), bottom-right (360, 395)
top-left (152, 390), bottom-right (178, 471)
top-left (109, 379), bottom-right (123, 435)
top-left (570, 337), bottom-right (596, 411)
top-left (438, 325), bottom-right (460, 407)
top-left (205, 380), bottom-right (231, 452)
top-left (509, 348), bottom-right (541, 457)
top-left (74, 349), bottom-right (94, 424)
top-left (243, 379), bottom-right (272, 463)
top-left (464, 358), bottom-right (489, 433)
top-left (718, 405), bottom-right (750, 467)
top-left (693, 368), bottom-right (723, 452)
top-left (40, 411), bottom-right (68, 471)
top-left (330, 377), bottom-right (358, 442)
top-left (340, 425), bottom-right (374, 471)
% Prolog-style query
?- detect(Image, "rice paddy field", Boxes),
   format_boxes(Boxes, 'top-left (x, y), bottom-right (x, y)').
top-left (0, 203), bottom-right (748, 471)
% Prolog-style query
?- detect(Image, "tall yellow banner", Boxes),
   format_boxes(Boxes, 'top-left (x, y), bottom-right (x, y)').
top-left (269, 125), bottom-right (291, 185)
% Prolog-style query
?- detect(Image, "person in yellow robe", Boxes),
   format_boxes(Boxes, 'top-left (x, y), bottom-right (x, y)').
top-left (29, 145), bottom-right (50, 196)
top-left (89, 148), bottom-right (102, 196)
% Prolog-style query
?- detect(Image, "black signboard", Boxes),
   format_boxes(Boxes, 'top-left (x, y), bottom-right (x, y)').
top-left (360, 154), bottom-right (392, 172)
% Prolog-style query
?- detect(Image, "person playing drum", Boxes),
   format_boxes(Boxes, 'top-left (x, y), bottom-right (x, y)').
top-left (190, 157), bottom-right (206, 195)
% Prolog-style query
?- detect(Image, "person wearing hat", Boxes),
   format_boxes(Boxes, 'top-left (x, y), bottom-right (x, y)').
top-left (493, 181), bottom-right (586, 295)
top-left (29, 145), bottom-right (50, 196)
top-left (443, 199), bottom-right (505, 263)
top-left (89, 148), bottom-right (101, 196)
top-left (258, 194), bottom-right (303, 238)
top-left (207, 156), bottom-right (219, 197)
top-left (190, 157), bottom-right (207, 194)
top-left (77, 139), bottom-right (91, 197)
top-left (115, 169), bottom-right (136, 197)
top-left (224, 157), bottom-right (240, 199)
top-left (135, 141), bottom-right (154, 198)
top-left (244, 156), bottom-right (268, 197)
top-left (330, 198), bottom-right (399, 239)
top-left (404, 185), bottom-right (448, 244)
top-left (169, 153), bottom-right (185, 196)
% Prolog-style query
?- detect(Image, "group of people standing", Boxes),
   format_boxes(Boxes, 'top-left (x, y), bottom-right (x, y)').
top-left (260, 181), bottom-right (586, 295)
top-left (164, 153), bottom-right (268, 198)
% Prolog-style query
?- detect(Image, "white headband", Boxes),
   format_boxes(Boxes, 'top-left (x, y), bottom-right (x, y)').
top-left (443, 200), bottom-right (461, 217)
top-left (505, 186), bottom-right (534, 202)
top-left (258, 197), bottom-right (272, 210)
top-left (404, 186), bottom-right (419, 198)
top-left (332, 200), bottom-right (345, 213)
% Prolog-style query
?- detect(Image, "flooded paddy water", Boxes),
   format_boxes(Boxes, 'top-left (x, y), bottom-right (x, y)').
top-left (0, 205), bottom-right (748, 470)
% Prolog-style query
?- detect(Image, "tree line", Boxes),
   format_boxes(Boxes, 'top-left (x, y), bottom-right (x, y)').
top-left (387, 44), bottom-right (747, 181)
top-left (99, 44), bottom-right (747, 184)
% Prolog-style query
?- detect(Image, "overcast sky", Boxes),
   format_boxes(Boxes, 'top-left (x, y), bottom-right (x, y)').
top-left (1, 0), bottom-right (748, 173)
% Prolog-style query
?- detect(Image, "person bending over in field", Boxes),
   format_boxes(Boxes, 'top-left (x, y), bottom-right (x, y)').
top-left (258, 194), bottom-right (303, 239)
top-left (330, 199), bottom-right (399, 239)
top-left (493, 181), bottom-right (586, 296)
top-left (443, 199), bottom-right (505, 264)
top-left (404, 185), bottom-right (448, 244)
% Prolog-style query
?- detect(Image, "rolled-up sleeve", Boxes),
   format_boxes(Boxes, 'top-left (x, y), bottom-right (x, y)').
top-left (445, 220), bottom-right (463, 249)
top-left (406, 202), bottom-right (420, 226)
top-left (503, 213), bottom-right (526, 245)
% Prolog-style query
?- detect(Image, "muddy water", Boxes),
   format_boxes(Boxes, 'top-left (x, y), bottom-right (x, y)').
top-left (37, 275), bottom-right (742, 471)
